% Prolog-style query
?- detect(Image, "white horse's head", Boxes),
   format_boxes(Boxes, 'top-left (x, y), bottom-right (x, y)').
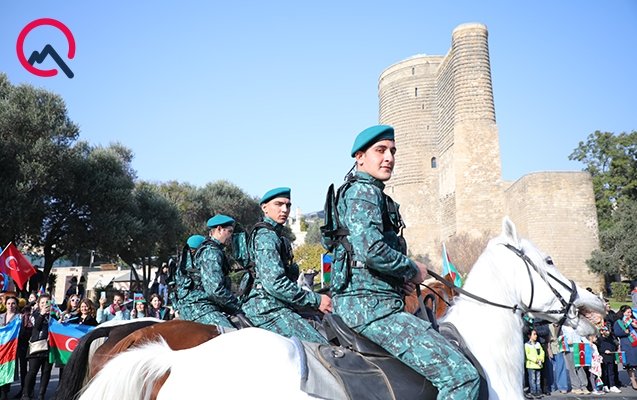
top-left (492, 216), bottom-right (605, 336)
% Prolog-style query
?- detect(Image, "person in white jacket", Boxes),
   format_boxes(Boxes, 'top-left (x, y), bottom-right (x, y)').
top-left (96, 291), bottom-right (130, 323)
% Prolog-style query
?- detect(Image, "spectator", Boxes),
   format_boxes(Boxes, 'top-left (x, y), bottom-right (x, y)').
top-left (604, 300), bottom-right (623, 389)
top-left (147, 294), bottom-right (171, 320)
top-left (22, 294), bottom-right (54, 400)
top-left (525, 329), bottom-right (545, 399)
top-left (563, 324), bottom-right (590, 395)
top-left (598, 324), bottom-right (622, 393)
top-left (588, 334), bottom-right (605, 395)
top-left (15, 304), bottom-right (32, 399)
top-left (613, 305), bottom-right (637, 390)
top-left (96, 291), bottom-right (130, 323)
top-left (534, 320), bottom-right (553, 395)
top-left (156, 264), bottom-right (169, 303)
top-left (76, 299), bottom-right (97, 326)
top-left (0, 296), bottom-right (20, 400)
top-left (130, 299), bottom-right (148, 319)
top-left (548, 323), bottom-right (569, 394)
top-left (60, 294), bottom-right (81, 323)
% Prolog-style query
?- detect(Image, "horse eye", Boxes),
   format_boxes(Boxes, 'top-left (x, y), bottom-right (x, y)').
top-left (545, 257), bottom-right (554, 265)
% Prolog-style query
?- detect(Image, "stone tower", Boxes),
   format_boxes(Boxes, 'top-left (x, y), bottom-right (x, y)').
top-left (378, 23), bottom-right (601, 289)
top-left (379, 23), bottom-right (505, 257)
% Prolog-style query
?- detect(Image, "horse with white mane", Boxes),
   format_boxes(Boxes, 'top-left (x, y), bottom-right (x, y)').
top-left (78, 217), bottom-right (605, 400)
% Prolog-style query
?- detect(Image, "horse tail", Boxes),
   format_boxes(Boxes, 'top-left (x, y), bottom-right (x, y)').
top-left (54, 325), bottom-right (114, 400)
top-left (78, 338), bottom-right (173, 400)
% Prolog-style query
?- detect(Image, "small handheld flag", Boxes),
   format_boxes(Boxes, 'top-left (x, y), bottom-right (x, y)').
top-left (442, 243), bottom-right (462, 287)
top-left (321, 253), bottom-right (332, 288)
top-left (0, 242), bottom-right (37, 290)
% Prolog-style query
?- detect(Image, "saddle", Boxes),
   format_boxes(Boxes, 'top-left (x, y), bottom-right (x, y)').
top-left (313, 314), bottom-right (438, 400)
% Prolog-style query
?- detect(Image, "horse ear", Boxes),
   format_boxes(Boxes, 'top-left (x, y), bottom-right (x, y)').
top-left (502, 216), bottom-right (521, 248)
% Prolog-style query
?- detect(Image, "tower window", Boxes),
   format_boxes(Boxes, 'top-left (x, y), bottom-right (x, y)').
top-left (431, 157), bottom-right (437, 168)
top-left (412, 67), bottom-right (415, 75)
top-left (415, 87), bottom-right (418, 97)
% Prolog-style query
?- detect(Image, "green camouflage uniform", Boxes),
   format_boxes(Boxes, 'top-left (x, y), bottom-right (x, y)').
top-left (332, 171), bottom-right (480, 399)
top-left (179, 238), bottom-right (239, 328)
top-left (242, 217), bottom-right (327, 343)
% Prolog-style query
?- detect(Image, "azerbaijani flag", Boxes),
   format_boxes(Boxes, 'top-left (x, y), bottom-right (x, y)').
top-left (321, 253), bottom-right (332, 288)
top-left (615, 351), bottom-right (626, 365)
top-left (572, 342), bottom-right (592, 367)
top-left (48, 319), bottom-right (94, 365)
top-left (557, 335), bottom-right (568, 353)
top-left (442, 243), bottom-right (462, 287)
top-left (0, 318), bottom-right (20, 386)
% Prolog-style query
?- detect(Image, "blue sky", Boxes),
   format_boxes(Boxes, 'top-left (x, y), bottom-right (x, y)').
top-left (1, 2), bottom-right (636, 213)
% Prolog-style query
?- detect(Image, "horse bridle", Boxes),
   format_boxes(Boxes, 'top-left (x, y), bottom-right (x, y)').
top-left (426, 243), bottom-right (578, 326)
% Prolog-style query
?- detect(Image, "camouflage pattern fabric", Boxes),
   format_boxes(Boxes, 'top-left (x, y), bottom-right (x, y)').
top-left (332, 171), bottom-right (480, 399)
top-left (177, 238), bottom-right (239, 329)
top-left (242, 217), bottom-right (327, 343)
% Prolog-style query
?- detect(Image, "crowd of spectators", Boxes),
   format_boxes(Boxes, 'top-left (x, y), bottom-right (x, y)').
top-left (523, 294), bottom-right (636, 398)
top-left (0, 265), bottom-right (175, 400)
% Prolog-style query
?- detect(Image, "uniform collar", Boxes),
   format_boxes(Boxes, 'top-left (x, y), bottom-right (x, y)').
top-left (354, 171), bottom-right (386, 190)
top-left (263, 216), bottom-right (283, 233)
top-left (210, 237), bottom-right (225, 248)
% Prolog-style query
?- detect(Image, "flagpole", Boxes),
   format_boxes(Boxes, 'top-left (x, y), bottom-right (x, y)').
top-left (0, 242), bottom-right (12, 258)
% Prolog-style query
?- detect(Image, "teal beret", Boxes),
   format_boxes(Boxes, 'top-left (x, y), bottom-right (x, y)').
top-left (260, 187), bottom-right (291, 204)
top-left (350, 125), bottom-right (395, 157)
top-left (207, 214), bottom-right (235, 228)
top-left (186, 234), bottom-right (206, 249)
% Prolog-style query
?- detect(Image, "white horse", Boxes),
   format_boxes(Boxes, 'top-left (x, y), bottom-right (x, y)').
top-left (440, 217), bottom-right (604, 399)
top-left (79, 217), bottom-right (605, 400)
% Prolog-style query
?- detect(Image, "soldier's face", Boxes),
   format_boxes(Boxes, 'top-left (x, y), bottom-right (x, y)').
top-left (262, 197), bottom-right (291, 224)
top-left (214, 225), bottom-right (234, 245)
top-left (356, 140), bottom-right (396, 181)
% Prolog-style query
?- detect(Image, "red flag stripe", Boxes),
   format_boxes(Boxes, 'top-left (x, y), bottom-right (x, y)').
top-left (0, 243), bottom-right (36, 290)
top-left (49, 332), bottom-right (79, 352)
top-left (0, 339), bottom-right (18, 365)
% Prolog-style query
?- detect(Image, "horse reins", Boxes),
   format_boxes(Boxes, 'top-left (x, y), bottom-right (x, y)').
top-left (425, 243), bottom-right (577, 324)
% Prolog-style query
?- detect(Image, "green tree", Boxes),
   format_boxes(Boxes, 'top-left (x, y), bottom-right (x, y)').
top-left (304, 221), bottom-right (321, 245)
top-left (569, 130), bottom-right (637, 230)
top-left (0, 73), bottom-right (79, 246)
top-left (294, 243), bottom-right (324, 274)
top-left (588, 199), bottom-right (637, 278)
top-left (37, 142), bottom-right (138, 282)
top-left (156, 181), bottom-right (202, 237)
top-left (119, 182), bottom-right (184, 294)
top-left (198, 180), bottom-right (262, 230)
top-left (570, 130), bottom-right (637, 279)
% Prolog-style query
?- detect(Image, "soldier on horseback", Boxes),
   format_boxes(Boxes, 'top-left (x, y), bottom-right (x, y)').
top-left (242, 187), bottom-right (332, 343)
top-left (328, 125), bottom-right (480, 399)
top-left (177, 215), bottom-right (241, 328)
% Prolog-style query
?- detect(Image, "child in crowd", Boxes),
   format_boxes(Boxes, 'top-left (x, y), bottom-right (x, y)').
top-left (588, 334), bottom-right (606, 395)
top-left (525, 329), bottom-right (546, 398)
top-left (598, 324), bottom-right (622, 393)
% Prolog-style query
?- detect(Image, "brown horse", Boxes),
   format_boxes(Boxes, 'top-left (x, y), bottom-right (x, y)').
top-left (404, 276), bottom-right (456, 320)
top-left (56, 319), bottom-right (222, 400)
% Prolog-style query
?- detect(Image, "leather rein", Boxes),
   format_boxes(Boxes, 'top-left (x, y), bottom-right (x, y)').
top-left (424, 243), bottom-right (577, 326)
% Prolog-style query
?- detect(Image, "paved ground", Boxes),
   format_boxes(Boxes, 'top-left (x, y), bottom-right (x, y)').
top-left (533, 370), bottom-right (637, 400)
top-left (5, 365), bottom-right (637, 400)
top-left (6, 367), bottom-right (59, 400)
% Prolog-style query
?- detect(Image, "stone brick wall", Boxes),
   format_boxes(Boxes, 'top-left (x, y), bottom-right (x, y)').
top-left (504, 172), bottom-right (601, 290)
